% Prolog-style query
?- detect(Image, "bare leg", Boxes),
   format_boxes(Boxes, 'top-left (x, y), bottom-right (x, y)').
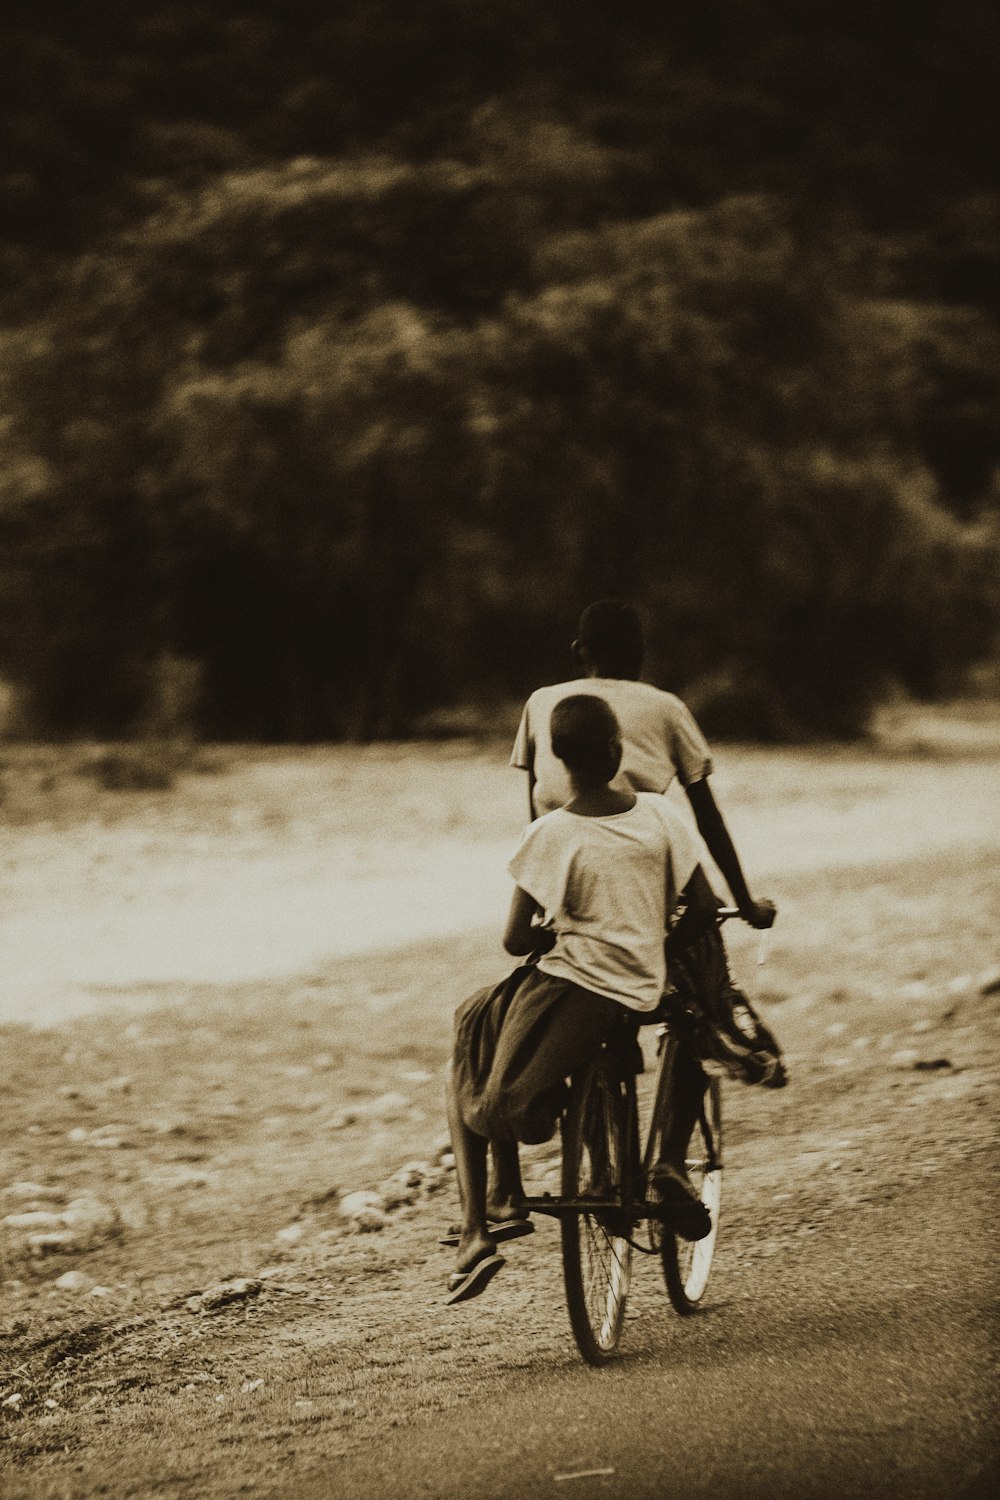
top-left (445, 1061), bottom-right (495, 1272)
top-left (657, 1042), bottom-right (708, 1175)
top-left (488, 1139), bottom-right (528, 1221)
top-left (650, 1040), bottom-right (712, 1242)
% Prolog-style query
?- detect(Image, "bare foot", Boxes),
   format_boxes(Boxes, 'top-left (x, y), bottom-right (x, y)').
top-left (454, 1227), bottom-right (496, 1275)
top-left (486, 1197), bottom-right (527, 1224)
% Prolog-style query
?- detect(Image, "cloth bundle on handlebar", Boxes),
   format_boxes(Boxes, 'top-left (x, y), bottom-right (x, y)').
top-left (665, 905), bottom-right (787, 1089)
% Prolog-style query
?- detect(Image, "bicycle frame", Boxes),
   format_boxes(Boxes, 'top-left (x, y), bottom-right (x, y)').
top-left (537, 904), bottom-right (761, 1359)
top-left (520, 904), bottom-right (742, 1238)
top-left (519, 1027), bottom-right (687, 1247)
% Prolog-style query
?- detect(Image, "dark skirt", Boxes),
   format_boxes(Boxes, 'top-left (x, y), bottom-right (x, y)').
top-left (452, 963), bottom-right (625, 1144)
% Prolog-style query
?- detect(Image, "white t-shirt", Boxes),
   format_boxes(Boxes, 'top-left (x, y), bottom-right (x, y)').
top-left (508, 793), bottom-right (700, 1013)
top-left (511, 678), bottom-right (713, 817)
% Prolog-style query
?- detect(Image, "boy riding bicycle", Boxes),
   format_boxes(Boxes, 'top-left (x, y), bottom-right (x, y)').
top-left (512, 600), bottom-right (773, 934)
top-left (473, 601), bottom-right (784, 1237)
top-left (445, 694), bottom-right (709, 1304)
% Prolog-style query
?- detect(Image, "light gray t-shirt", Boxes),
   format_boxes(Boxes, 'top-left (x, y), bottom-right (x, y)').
top-left (511, 678), bottom-right (713, 817)
top-left (508, 793), bottom-right (700, 1012)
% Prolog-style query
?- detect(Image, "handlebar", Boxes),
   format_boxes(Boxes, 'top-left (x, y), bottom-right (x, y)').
top-left (716, 906), bottom-right (772, 965)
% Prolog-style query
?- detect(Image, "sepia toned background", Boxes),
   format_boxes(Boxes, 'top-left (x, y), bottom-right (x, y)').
top-left (1, 6), bottom-right (998, 1498)
top-left (1, 1), bottom-right (998, 746)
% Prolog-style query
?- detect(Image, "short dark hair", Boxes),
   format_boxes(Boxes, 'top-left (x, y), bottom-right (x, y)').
top-left (577, 600), bottom-right (644, 678)
top-left (550, 694), bottom-right (620, 778)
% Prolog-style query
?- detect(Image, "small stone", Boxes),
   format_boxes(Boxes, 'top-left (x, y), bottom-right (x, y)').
top-left (88, 1285), bottom-right (111, 1297)
top-left (351, 1208), bottom-right (388, 1233)
top-left (398, 1161), bottom-right (428, 1189)
top-left (189, 1277), bottom-right (262, 1313)
top-left (57, 1085), bottom-right (82, 1099)
top-left (67, 1127), bottom-right (89, 1142)
top-left (979, 969), bottom-right (1000, 997)
top-left (275, 1222), bottom-right (305, 1246)
top-left (28, 1231), bottom-right (77, 1254)
top-left (60, 1196), bottom-right (119, 1245)
top-left (910, 1018), bottom-right (934, 1033)
top-left (890, 1049), bottom-right (921, 1069)
top-left (378, 1179), bottom-right (416, 1211)
top-left (53, 1270), bottom-right (88, 1291)
top-left (2, 1182), bottom-right (64, 1205)
top-left (339, 1190), bottom-right (385, 1219)
top-left (104, 1076), bottom-right (133, 1094)
top-left (2, 1210), bottom-right (65, 1232)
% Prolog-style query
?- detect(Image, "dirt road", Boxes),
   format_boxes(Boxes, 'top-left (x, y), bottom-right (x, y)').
top-left (324, 1144), bottom-right (996, 1500)
top-left (1, 719), bottom-right (998, 1498)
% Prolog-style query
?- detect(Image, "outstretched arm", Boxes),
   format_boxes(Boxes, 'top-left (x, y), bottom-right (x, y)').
top-left (684, 778), bottom-right (775, 928)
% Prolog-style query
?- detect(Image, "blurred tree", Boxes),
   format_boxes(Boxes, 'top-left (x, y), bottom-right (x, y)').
top-left (1, 2), bottom-right (998, 739)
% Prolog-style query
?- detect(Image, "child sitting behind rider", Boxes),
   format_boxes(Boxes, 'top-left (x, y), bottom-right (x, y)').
top-left (445, 693), bottom-right (707, 1304)
top-left (476, 600), bottom-right (782, 1237)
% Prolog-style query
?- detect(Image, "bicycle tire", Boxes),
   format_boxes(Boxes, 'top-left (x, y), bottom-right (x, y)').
top-left (660, 1075), bottom-right (723, 1314)
top-left (560, 1058), bottom-right (633, 1365)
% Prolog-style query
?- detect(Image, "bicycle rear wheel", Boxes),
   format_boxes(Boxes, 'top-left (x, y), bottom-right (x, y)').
top-left (560, 1059), bottom-right (633, 1365)
top-left (660, 1075), bottom-right (723, 1314)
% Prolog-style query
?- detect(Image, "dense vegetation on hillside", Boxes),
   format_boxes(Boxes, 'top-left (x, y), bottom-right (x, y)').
top-left (1, 1), bottom-right (998, 739)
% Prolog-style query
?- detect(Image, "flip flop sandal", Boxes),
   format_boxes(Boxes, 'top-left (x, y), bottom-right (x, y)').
top-left (439, 1218), bottom-right (534, 1248)
top-left (444, 1252), bottom-right (505, 1306)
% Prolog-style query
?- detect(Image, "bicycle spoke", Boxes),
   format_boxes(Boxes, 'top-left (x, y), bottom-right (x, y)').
top-left (583, 1223), bottom-right (626, 1339)
top-left (561, 1059), bottom-right (634, 1363)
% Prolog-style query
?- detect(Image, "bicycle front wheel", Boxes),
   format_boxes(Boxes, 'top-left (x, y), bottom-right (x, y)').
top-left (560, 1059), bottom-right (633, 1366)
top-left (661, 1075), bottom-right (723, 1314)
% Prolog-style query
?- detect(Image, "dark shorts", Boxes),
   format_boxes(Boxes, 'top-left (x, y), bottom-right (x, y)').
top-left (452, 964), bottom-right (625, 1144)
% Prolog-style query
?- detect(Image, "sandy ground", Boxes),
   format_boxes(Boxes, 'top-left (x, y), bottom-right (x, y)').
top-left (2, 706), bottom-right (1000, 1026)
top-left (1, 707), bottom-right (998, 1497)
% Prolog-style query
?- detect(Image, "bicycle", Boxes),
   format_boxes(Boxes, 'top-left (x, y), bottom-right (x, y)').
top-left (519, 907), bottom-right (747, 1366)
